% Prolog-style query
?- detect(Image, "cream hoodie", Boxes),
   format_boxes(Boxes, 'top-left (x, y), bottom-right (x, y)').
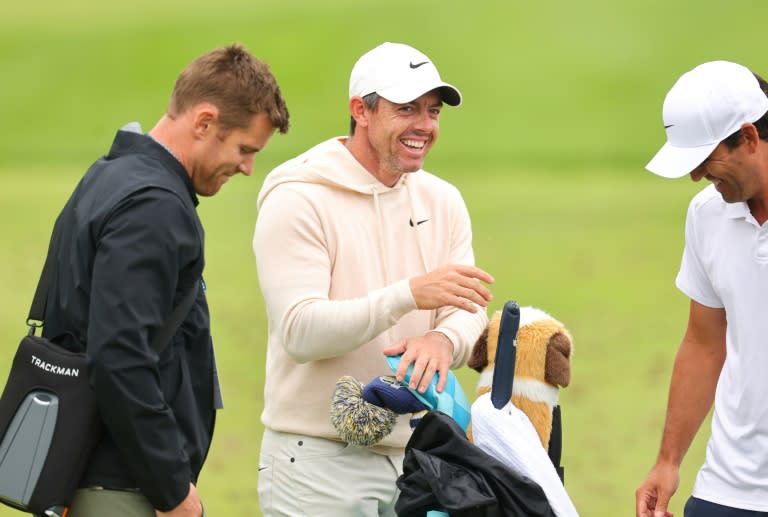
top-left (253, 137), bottom-right (488, 450)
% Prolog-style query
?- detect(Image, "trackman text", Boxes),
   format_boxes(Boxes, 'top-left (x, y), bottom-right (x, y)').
top-left (30, 355), bottom-right (79, 377)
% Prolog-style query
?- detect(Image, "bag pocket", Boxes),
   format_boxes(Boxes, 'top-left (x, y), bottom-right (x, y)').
top-left (0, 335), bottom-right (101, 515)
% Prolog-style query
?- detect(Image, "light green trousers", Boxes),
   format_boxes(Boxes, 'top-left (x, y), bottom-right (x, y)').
top-left (258, 429), bottom-right (404, 517)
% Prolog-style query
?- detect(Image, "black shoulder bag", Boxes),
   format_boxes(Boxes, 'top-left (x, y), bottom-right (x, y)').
top-left (0, 222), bottom-right (199, 517)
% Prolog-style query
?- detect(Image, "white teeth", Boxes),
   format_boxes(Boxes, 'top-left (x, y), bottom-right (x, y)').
top-left (402, 139), bottom-right (425, 149)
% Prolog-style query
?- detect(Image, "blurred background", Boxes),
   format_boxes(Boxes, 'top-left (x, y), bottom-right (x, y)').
top-left (2, 1), bottom-right (766, 515)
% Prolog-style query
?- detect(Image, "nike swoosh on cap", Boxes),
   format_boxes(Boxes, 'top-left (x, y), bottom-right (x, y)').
top-left (409, 61), bottom-right (429, 69)
top-left (409, 218), bottom-right (430, 227)
top-left (664, 124), bottom-right (674, 129)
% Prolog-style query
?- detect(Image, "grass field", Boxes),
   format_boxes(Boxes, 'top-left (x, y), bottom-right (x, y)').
top-left (2, 1), bottom-right (767, 515)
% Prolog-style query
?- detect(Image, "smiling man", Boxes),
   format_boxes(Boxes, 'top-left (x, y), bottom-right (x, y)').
top-left (253, 42), bottom-right (494, 516)
top-left (637, 61), bottom-right (768, 517)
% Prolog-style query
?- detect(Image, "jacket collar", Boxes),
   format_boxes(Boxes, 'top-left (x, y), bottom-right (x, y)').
top-left (108, 128), bottom-right (199, 207)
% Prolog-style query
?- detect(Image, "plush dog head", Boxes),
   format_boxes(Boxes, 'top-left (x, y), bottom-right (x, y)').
top-left (467, 306), bottom-right (573, 449)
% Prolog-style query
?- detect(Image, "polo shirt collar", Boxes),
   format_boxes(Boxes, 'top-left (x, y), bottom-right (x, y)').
top-left (724, 201), bottom-right (750, 220)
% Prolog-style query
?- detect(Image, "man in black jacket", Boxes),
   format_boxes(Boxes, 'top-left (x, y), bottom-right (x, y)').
top-left (42, 44), bottom-right (289, 517)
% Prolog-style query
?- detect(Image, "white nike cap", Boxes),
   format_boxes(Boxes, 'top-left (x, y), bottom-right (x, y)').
top-left (646, 60), bottom-right (768, 178)
top-left (349, 42), bottom-right (462, 106)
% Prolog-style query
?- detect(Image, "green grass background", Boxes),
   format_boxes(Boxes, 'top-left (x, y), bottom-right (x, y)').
top-left (2, 1), bottom-right (766, 515)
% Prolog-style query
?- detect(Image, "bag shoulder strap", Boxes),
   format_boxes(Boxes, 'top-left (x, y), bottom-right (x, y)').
top-left (27, 219), bottom-right (62, 327)
top-left (28, 217), bottom-right (200, 354)
top-left (149, 283), bottom-right (199, 353)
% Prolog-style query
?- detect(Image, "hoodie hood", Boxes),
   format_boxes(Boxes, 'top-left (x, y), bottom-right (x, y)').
top-left (256, 136), bottom-right (432, 284)
top-left (257, 137), bottom-right (405, 209)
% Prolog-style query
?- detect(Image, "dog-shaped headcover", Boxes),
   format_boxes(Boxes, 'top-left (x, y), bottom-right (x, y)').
top-left (468, 306), bottom-right (572, 450)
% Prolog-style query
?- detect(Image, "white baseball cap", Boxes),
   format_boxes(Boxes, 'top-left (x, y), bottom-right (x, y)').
top-left (349, 42), bottom-right (462, 106)
top-left (646, 60), bottom-right (768, 178)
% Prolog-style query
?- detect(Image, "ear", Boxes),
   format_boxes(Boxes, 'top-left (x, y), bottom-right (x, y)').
top-left (191, 103), bottom-right (220, 139)
top-left (544, 331), bottom-right (572, 387)
top-left (349, 96), bottom-right (370, 130)
top-left (467, 326), bottom-right (489, 373)
top-left (740, 122), bottom-right (760, 153)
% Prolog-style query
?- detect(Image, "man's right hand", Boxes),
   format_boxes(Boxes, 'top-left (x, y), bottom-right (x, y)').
top-left (156, 483), bottom-right (203, 517)
top-left (635, 462), bottom-right (678, 517)
top-left (409, 264), bottom-right (494, 312)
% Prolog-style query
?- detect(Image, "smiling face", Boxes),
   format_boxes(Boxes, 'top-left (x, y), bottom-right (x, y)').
top-left (191, 111), bottom-right (275, 196)
top-left (348, 90), bottom-right (442, 186)
top-left (690, 140), bottom-right (761, 204)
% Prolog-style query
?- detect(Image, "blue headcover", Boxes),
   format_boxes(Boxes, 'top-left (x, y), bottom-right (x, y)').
top-left (362, 376), bottom-right (427, 414)
top-left (385, 355), bottom-right (471, 432)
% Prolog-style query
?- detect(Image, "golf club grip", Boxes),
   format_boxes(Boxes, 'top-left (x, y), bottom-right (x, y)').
top-left (490, 300), bottom-right (520, 410)
top-left (549, 404), bottom-right (565, 484)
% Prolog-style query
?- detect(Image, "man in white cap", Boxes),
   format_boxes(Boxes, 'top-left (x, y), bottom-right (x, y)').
top-left (253, 42), bottom-right (494, 515)
top-left (636, 61), bottom-right (768, 517)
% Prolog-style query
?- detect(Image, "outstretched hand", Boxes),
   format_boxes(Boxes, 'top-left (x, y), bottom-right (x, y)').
top-left (409, 264), bottom-right (494, 313)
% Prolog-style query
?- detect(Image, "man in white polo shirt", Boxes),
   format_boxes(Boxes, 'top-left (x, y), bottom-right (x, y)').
top-left (636, 61), bottom-right (768, 517)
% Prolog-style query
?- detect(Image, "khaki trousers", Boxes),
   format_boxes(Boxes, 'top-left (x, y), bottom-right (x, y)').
top-left (258, 429), bottom-right (404, 517)
top-left (67, 488), bottom-right (155, 517)
top-left (67, 488), bottom-right (205, 517)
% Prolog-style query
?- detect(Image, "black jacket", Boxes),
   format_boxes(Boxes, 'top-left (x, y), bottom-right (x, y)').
top-left (396, 411), bottom-right (556, 517)
top-left (42, 129), bottom-right (221, 511)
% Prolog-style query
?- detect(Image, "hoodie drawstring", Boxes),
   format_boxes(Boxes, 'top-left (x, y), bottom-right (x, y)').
top-left (372, 187), bottom-right (392, 284)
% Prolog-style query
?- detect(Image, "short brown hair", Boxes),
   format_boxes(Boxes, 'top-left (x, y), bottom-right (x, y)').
top-left (169, 44), bottom-right (290, 134)
top-left (349, 92), bottom-right (380, 135)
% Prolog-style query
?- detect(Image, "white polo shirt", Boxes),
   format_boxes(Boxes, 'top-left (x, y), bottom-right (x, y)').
top-left (676, 184), bottom-right (768, 511)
